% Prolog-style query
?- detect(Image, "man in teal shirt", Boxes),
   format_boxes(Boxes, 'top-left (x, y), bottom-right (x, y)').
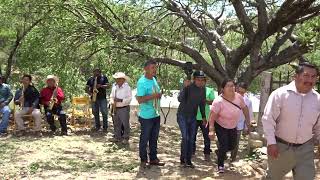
top-left (0, 75), bottom-right (13, 135)
top-left (193, 85), bottom-right (215, 161)
top-left (136, 60), bottom-right (164, 168)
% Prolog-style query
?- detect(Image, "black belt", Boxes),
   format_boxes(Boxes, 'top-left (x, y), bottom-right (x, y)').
top-left (116, 106), bottom-right (129, 109)
top-left (275, 136), bottom-right (303, 147)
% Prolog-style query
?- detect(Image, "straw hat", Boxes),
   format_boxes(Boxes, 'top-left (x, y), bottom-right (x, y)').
top-left (46, 75), bottom-right (59, 83)
top-left (112, 72), bottom-right (130, 81)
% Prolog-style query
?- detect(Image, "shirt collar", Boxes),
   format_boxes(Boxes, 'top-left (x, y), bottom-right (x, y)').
top-left (287, 81), bottom-right (317, 95)
top-left (116, 82), bottom-right (128, 89)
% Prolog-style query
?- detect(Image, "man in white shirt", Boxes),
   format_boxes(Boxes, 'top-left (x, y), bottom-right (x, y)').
top-left (262, 62), bottom-right (320, 180)
top-left (231, 82), bottom-right (253, 161)
top-left (110, 72), bottom-right (132, 144)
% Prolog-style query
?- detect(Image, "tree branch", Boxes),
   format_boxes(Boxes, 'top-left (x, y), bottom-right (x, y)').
top-left (231, 0), bottom-right (254, 38)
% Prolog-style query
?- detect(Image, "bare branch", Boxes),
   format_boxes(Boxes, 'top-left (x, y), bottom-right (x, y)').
top-left (263, 25), bottom-right (295, 62)
top-left (231, 0), bottom-right (255, 38)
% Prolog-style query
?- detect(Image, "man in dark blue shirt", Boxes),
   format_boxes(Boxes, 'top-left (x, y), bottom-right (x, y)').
top-left (177, 70), bottom-right (206, 168)
top-left (14, 74), bottom-right (42, 136)
top-left (0, 75), bottom-right (13, 135)
top-left (86, 68), bottom-right (110, 132)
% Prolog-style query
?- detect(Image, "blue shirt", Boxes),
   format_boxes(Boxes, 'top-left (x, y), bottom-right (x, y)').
top-left (136, 75), bottom-right (160, 119)
top-left (0, 83), bottom-right (13, 105)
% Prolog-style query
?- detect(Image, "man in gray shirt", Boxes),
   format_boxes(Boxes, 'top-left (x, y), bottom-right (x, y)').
top-left (262, 62), bottom-right (320, 180)
top-left (177, 70), bottom-right (206, 168)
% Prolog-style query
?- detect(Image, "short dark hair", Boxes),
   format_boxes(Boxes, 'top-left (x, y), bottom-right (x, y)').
top-left (144, 59), bottom-right (157, 67)
top-left (93, 68), bottom-right (101, 73)
top-left (22, 74), bottom-right (32, 81)
top-left (296, 61), bottom-right (319, 75)
top-left (237, 82), bottom-right (248, 89)
top-left (221, 78), bottom-right (235, 89)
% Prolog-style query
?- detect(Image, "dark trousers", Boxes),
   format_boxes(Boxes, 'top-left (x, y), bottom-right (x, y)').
top-left (215, 122), bottom-right (237, 167)
top-left (177, 114), bottom-right (197, 163)
top-left (139, 116), bottom-right (160, 162)
top-left (45, 105), bottom-right (67, 133)
top-left (92, 98), bottom-right (108, 130)
top-left (193, 120), bottom-right (211, 155)
top-left (231, 130), bottom-right (242, 160)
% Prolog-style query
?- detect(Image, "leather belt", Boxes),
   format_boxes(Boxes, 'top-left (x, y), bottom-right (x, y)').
top-left (275, 136), bottom-right (303, 147)
top-left (116, 106), bottom-right (129, 109)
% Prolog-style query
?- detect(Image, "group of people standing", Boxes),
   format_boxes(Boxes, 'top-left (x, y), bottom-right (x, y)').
top-left (135, 60), bottom-right (254, 172)
top-left (136, 60), bottom-right (320, 180)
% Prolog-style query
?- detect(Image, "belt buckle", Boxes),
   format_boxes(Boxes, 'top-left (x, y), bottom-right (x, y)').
top-left (287, 142), bottom-right (294, 147)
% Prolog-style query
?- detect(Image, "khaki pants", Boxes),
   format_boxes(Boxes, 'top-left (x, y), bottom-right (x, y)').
top-left (266, 140), bottom-right (315, 180)
top-left (15, 108), bottom-right (42, 131)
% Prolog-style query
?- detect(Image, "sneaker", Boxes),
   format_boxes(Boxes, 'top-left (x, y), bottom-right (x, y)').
top-left (180, 159), bottom-right (186, 165)
top-left (218, 166), bottom-right (225, 173)
top-left (0, 131), bottom-right (8, 137)
top-left (184, 161), bottom-right (195, 168)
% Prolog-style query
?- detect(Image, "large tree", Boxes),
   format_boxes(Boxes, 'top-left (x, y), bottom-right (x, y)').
top-left (65, 0), bottom-right (320, 86)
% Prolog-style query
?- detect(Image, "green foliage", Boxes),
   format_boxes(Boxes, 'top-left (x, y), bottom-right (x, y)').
top-left (0, 0), bottom-right (320, 96)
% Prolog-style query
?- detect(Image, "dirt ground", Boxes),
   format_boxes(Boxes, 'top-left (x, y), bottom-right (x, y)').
top-left (0, 119), bottom-right (319, 179)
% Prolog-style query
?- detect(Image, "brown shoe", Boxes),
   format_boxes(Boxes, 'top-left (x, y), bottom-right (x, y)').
top-left (149, 159), bottom-right (165, 166)
top-left (140, 161), bottom-right (149, 169)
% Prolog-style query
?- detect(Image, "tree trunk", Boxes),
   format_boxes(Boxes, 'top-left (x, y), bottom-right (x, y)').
top-left (257, 71), bottom-right (272, 137)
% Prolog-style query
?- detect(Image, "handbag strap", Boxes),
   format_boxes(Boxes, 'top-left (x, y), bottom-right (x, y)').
top-left (222, 96), bottom-right (242, 110)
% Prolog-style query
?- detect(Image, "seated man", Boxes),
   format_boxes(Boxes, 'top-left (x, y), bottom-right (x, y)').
top-left (40, 75), bottom-right (67, 136)
top-left (14, 74), bottom-right (42, 136)
top-left (0, 75), bottom-right (13, 135)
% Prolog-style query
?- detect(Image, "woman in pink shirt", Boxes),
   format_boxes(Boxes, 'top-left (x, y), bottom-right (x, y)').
top-left (208, 79), bottom-right (251, 173)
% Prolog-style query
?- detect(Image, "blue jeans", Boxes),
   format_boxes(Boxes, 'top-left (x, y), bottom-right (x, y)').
top-left (0, 106), bottom-right (11, 133)
top-left (139, 116), bottom-right (160, 162)
top-left (92, 98), bottom-right (108, 130)
top-left (177, 114), bottom-right (197, 163)
top-left (193, 120), bottom-right (211, 155)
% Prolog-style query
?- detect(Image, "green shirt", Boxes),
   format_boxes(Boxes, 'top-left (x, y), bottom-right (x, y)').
top-left (136, 75), bottom-right (160, 119)
top-left (196, 87), bottom-right (215, 120)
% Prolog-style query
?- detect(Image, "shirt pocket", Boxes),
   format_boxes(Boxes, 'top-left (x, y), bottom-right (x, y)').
top-left (306, 104), bottom-right (320, 125)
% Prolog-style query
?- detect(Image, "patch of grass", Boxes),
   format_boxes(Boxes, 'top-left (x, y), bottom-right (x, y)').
top-left (0, 142), bottom-right (16, 164)
top-left (39, 157), bottom-right (106, 173)
top-left (104, 143), bottom-right (121, 153)
top-left (28, 162), bottom-right (40, 174)
top-left (104, 159), bottom-right (138, 173)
